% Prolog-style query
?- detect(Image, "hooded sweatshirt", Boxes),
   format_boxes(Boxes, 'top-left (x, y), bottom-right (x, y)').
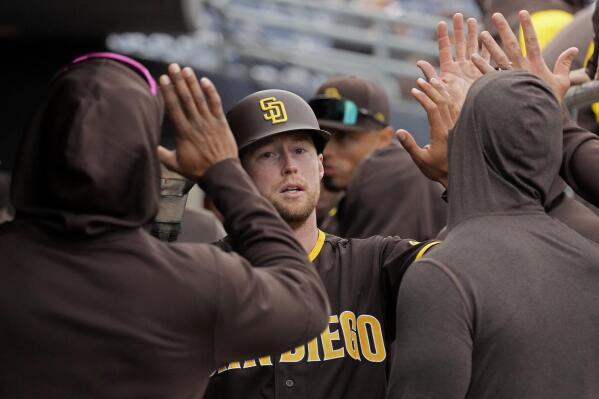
top-left (387, 71), bottom-right (599, 399)
top-left (0, 58), bottom-right (329, 398)
top-left (562, 111), bottom-right (599, 207)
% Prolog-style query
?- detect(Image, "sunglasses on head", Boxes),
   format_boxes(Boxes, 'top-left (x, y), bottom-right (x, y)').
top-left (308, 97), bottom-right (387, 128)
top-left (68, 52), bottom-right (157, 96)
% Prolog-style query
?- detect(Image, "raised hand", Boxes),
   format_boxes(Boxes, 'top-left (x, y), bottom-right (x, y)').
top-left (472, 10), bottom-right (579, 99)
top-left (417, 14), bottom-right (489, 116)
top-left (397, 78), bottom-right (453, 188)
top-left (158, 64), bottom-right (238, 178)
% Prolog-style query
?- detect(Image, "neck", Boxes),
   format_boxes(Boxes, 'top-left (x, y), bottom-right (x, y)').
top-left (291, 211), bottom-right (320, 254)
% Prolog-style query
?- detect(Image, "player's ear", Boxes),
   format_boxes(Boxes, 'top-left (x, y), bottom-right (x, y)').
top-left (318, 154), bottom-right (324, 180)
top-left (377, 126), bottom-right (394, 147)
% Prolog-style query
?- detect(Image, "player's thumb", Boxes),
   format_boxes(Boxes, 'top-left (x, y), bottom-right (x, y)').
top-left (157, 146), bottom-right (180, 173)
top-left (396, 129), bottom-right (423, 165)
top-left (554, 47), bottom-right (579, 77)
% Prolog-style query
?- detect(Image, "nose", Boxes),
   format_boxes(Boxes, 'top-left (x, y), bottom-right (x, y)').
top-left (281, 151), bottom-right (298, 176)
top-left (323, 135), bottom-right (339, 161)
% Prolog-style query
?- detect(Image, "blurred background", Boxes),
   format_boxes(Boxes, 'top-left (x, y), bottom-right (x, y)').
top-left (0, 0), bottom-right (482, 174)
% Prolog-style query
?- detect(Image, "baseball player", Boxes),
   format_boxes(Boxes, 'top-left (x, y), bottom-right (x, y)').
top-left (310, 75), bottom-right (447, 241)
top-left (203, 89), bottom-right (443, 399)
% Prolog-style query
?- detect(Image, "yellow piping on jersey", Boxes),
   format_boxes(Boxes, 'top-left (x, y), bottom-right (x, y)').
top-left (415, 241), bottom-right (441, 261)
top-left (309, 230), bottom-right (326, 262)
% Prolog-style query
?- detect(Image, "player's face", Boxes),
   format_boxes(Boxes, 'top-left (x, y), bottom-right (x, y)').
top-left (322, 127), bottom-right (386, 191)
top-left (242, 132), bottom-right (324, 228)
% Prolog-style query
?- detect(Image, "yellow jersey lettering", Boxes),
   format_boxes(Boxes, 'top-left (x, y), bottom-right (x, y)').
top-left (321, 315), bottom-right (345, 361)
top-left (227, 361), bottom-right (241, 370)
top-left (258, 355), bottom-right (273, 366)
top-left (307, 336), bottom-right (321, 362)
top-left (243, 359), bottom-right (257, 369)
top-left (357, 315), bottom-right (386, 363)
top-left (216, 364), bottom-right (228, 374)
top-left (339, 310), bottom-right (361, 361)
top-left (280, 345), bottom-right (306, 363)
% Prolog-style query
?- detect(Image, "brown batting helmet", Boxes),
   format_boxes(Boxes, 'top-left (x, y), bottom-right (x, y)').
top-left (226, 89), bottom-right (330, 154)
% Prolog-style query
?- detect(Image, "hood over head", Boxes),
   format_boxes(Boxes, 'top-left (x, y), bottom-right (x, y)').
top-left (11, 55), bottom-right (163, 235)
top-left (447, 71), bottom-right (562, 230)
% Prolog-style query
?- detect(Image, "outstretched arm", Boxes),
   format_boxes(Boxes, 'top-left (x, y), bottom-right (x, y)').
top-left (158, 64), bottom-right (330, 364)
top-left (387, 259), bottom-right (473, 399)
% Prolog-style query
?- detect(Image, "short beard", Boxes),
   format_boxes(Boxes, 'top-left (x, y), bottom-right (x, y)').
top-left (322, 175), bottom-right (345, 192)
top-left (270, 190), bottom-right (319, 229)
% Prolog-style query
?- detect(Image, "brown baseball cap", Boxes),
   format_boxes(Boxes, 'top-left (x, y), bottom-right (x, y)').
top-left (310, 75), bottom-right (390, 133)
top-left (226, 89), bottom-right (330, 154)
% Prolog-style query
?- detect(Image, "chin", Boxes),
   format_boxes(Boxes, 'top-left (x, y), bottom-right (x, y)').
top-left (323, 176), bottom-right (345, 192)
top-left (273, 202), bottom-right (315, 227)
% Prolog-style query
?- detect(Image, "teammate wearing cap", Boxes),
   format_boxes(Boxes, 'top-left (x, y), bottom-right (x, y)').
top-left (310, 75), bottom-right (447, 241)
top-left (203, 88), bottom-right (443, 399)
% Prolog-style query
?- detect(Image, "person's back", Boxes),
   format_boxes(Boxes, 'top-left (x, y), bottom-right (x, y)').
top-left (429, 214), bottom-right (599, 398)
top-left (388, 71), bottom-right (599, 399)
top-left (0, 55), bottom-right (329, 398)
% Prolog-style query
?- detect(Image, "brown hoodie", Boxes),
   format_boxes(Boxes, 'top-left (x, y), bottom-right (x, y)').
top-left (562, 111), bottom-right (599, 207)
top-left (0, 58), bottom-right (329, 398)
top-left (388, 71), bottom-right (599, 399)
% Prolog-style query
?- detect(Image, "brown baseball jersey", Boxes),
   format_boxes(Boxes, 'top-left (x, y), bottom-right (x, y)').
top-left (204, 232), bottom-right (440, 399)
top-left (328, 144), bottom-right (447, 241)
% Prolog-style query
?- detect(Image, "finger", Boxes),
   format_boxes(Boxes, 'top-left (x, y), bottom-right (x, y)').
top-left (200, 77), bottom-right (225, 119)
top-left (159, 74), bottom-right (192, 138)
top-left (396, 129), bottom-right (427, 167)
top-left (429, 78), bottom-right (456, 126)
top-left (466, 18), bottom-right (479, 60)
top-left (471, 53), bottom-right (495, 74)
top-left (411, 88), bottom-right (446, 143)
top-left (437, 21), bottom-right (454, 69)
top-left (453, 13), bottom-right (466, 61)
top-left (480, 30), bottom-right (512, 70)
top-left (157, 146), bottom-right (180, 172)
top-left (417, 78), bottom-right (452, 128)
top-left (480, 41), bottom-right (491, 63)
top-left (168, 63), bottom-right (202, 122)
top-left (518, 10), bottom-right (541, 63)
top-left (553, 47), bottom-right (580, 77)
top-left (182, 67), bottom-right (210, 117)
top-left (492, 12), bottom-right (524, 68)
top-left (417, 60), bottom-right (439, 81)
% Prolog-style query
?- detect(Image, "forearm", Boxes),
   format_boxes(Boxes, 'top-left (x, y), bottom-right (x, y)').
top-left (199, 159), bottom-right (330, 363)
top-left (561, 111), bottom-right (599, 206)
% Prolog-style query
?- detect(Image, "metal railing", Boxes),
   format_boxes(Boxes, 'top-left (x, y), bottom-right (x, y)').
top-left (565, 80), bottom-right (599, 119)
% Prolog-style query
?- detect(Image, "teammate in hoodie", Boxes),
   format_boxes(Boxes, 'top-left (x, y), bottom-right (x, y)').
top-left (387, 70), bottom-right (599, 399)
top-left (0, 54), bottom-right (330, 398)
top-left (410, 12), bottom-right (599, 242)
